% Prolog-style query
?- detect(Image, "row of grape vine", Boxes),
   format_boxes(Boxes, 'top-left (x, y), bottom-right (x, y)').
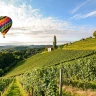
top-left (17, 54), bottom-right (96, 96)
top-left (0, 78), bottom-right (13, 96)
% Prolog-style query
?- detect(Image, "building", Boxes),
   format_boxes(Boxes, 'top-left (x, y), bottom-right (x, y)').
top-left (48, 47), bottom-right (52, 52)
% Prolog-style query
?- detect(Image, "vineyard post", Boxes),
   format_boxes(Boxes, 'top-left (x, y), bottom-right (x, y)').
top-left (32, 87), bottom-right (33, 96)
top-left (1, 91), bottom-right (2, 96)
top-left (59, 68), bottom-right (62, 96)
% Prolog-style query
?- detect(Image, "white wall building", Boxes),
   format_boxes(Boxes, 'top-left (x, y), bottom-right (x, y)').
top-left (48, 47), bottom-right (52, 52)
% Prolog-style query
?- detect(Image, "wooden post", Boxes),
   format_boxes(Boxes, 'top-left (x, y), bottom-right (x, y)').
top-left (59, 68), bottom-right (62, 96)
top-left (32, 87), bottom-right (33, 96)
top-left (41, 91), bottom-right (45, 96)
top-left (0, 91), bottom-right (1, 96)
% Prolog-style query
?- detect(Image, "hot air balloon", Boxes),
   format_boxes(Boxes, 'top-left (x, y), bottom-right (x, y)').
top-left (0, 16), bottom-right (12, 38)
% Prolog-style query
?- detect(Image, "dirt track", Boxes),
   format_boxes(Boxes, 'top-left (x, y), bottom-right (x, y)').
top-left (63, 86), bottom-right (96, 96)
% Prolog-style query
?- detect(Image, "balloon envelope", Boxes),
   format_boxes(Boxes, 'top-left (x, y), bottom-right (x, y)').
top-left (0, 16), bottom-right (12, 38)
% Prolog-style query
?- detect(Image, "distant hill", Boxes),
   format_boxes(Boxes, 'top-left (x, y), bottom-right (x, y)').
top-left (63, 37), bottom-right (96, 50)
top-left (0, 45), bottom-right (14, 50)
top-left (0, 45), bottom-right (52, 51)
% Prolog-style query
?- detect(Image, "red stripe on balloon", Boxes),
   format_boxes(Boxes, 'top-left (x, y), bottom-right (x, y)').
top-left (0, 17), bottom-right (11, 27)
top-left (1, 18), bottom-right (10, 25)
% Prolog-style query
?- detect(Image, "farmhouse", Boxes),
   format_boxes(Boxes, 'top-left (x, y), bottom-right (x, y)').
top-left (48, 47), bottom-right (52, 52)
top-left (45, 46), bottom-right (53, 52)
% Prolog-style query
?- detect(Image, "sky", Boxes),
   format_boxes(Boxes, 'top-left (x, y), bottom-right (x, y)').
top-left (0, 0), bottom-right (96, 45)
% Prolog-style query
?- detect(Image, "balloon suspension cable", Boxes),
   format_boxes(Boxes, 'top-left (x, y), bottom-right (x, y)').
top-left (3, 35), bottom-right (5, 38)
top-left (2, 33), bottom-right (5, 38)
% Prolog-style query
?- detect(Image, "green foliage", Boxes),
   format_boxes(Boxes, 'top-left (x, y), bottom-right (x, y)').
top-left (3, 78), bottom-right (27, 96)
top-left (63, 38), bottom-right (96, 50)
top-left (53, 35), bottom-right (57, 49)
top-left (18, 67), bottom-right (58, 96)
top-left (0, 53), bottom-right (16, 76)
top-left (0, 69), bottom-right (4, 77)
top-left (60, 55), bottom-right (96, 90)
top-left (58, 44), bottom-right (64, 49)
top-left (17, 54), bottom-right (96, 95)
top-left (0, 48), bottom-right (43, 76)
top-left (93, 31), bottom-right (96, 38)
top-left (2, 37), bottom-right (96, 95)
top-left (2, 49), bottom-right (96, 95)
top-left (0, 78), bottom-right (13, 94)
top-left (13, 48), bottom-right (43, 59)
top-left (5, 50), bottom-right (95, 77)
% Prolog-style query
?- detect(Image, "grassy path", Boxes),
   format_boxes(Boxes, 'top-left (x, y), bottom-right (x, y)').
top-left (63, 85), bottom-right (96, 96)
top-left (2, 78), bottom-right (27, 96)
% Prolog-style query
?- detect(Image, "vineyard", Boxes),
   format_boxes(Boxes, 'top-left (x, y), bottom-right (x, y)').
top-left (0, 49), bottom-right (96, 96)
top-left (63, 38), bottom-right (96, 50)
top-left (17, 54), bottom-right (96, 96)
top-left (61, 55), bottom-right (96, 89)
top-left (2, 78), bottom-right (27, 96)
top-left (0, 78), bottom-right (13, 96)
top-left (5, 49), bottom-right (95, 77)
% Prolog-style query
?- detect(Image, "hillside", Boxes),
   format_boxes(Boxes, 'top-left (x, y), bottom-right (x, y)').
top-left (4, 37), bottom-right (96, 77)
top-left (3, 38), bottom-right (96, 96)
top-left (63, 37), bottom-right (96, 50)
top-left (5, 49), bottom-right (95, 77)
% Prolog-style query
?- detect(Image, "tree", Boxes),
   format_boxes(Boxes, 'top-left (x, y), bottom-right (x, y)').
top-left (93, 31), bottom-right (96, 38)
top-left (0, 69), bottom-right (4, 77)
top-left (53, 35), bottom-right (57, 49)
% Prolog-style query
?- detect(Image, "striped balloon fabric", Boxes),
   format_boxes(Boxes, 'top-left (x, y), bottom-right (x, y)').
top-left (0, 16), bottom-right (12, 38)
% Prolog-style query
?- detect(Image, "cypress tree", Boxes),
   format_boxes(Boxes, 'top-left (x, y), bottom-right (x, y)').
top-left (53, 35), bottom-right (57, 49)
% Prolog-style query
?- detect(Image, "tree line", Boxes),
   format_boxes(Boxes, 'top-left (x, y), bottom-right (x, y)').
top-left (0, 48), bottom-right (44, 77)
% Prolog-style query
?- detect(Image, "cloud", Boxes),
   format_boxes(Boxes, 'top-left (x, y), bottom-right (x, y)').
top-left (70, 11), bottom-right (96, 19)
top-left (83, 11), bottom-right (96, 18)
top-left (71, 0), bottom-right (91, 14)
top-left (0, 0), bottom-right (70, 45)
top-left (0, 0), bottom-right (69, 30)
top-left (0, 0), bottom-right (95, 45)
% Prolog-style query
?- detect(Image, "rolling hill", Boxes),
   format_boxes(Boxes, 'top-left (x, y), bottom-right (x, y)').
top-left (2, 37), bottom-right (96, 96)
top-left (4, 37), bottom-right (96, 77)
top-left (63, 37), bottom-right (96, 50)
top-left (5, 49), bottom-right (95, 77)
